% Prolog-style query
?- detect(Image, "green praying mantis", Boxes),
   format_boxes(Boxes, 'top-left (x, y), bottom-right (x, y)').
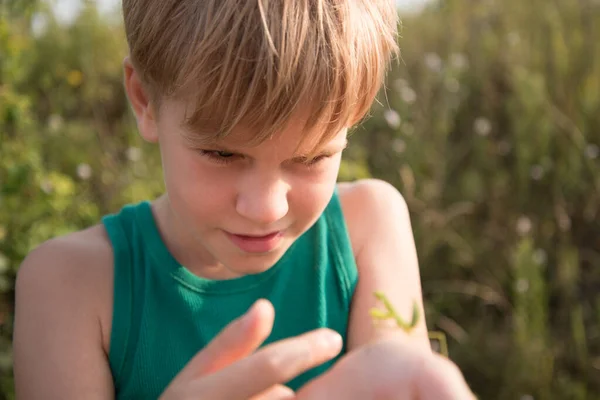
top-left (370, 291), bottom-right (448, 357)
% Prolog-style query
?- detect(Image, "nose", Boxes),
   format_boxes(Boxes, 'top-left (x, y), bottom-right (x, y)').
top-left (235, 175), bottom-right (290, 226)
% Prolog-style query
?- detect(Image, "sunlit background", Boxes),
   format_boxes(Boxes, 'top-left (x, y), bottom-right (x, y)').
top-left (50, 0), bottom-right (431, 22)
top-left (2, 0), bottom-right (600, 399)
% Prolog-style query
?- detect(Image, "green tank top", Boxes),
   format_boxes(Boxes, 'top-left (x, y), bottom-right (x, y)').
top-left (102, 189), bottom-right (358, 399)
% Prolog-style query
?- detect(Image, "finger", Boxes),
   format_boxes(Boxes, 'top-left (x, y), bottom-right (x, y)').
top-left (296, 335), bottom-right (425, 400)
top-left (180, 299), bottom-right (275, 379)
top-left (198, 328), bottom-right (343, 399)
top-left (249, 384), bottom-right (295, 400)
top-left (418, 354), bottom-right (476, 400)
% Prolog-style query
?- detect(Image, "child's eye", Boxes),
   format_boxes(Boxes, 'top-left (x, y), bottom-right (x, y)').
top-left (198, 150), bottom-right (238, 164)
top-left (301, 154), bottom-right (330, 166)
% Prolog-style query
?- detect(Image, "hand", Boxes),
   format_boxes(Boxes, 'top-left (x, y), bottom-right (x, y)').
top-left (296, 332), bottom-right (476, 400)
top-left (159, 299), bottom-right (343, 400)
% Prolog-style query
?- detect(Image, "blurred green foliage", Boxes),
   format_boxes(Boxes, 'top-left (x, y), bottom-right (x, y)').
top-left (1, 0), bottom-right (599, 398)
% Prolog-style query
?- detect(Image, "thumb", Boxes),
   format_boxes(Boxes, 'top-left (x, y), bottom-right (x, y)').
top-left (180, 299), bottom-right (275, 379)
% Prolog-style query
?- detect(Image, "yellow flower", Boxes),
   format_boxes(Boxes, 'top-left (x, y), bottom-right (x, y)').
top-left (66, 70), bottom-right (83, 87)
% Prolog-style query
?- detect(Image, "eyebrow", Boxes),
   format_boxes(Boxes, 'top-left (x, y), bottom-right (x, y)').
top-left (310, 138), bottom-right (349, 154)
top-left (206, 138), bottom-right (349, 159)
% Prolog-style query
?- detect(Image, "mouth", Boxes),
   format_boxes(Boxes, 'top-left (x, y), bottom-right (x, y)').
top-left (225, 230), bottom-right (284, 253)
top-left (230, 231), bottom-right (281, 239)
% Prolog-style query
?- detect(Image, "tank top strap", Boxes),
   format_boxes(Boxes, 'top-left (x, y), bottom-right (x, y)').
top-left (324, 187), bottom-right (358, 307)
top-left (101, 202), bottom-right (150, 390)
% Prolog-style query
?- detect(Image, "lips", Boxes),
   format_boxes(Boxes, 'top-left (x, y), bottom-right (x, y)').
top-left (233, 232), bottom-right (281, 239)
top-left (225, 230), bottom-right (283, 253)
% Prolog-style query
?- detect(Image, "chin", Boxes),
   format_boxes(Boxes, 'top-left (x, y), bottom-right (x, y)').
top-left (227, 249), bottom-right (287, 276)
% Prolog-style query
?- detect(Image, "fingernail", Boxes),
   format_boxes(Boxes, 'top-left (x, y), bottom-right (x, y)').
top-left (241, 300), bottom-right (260, 328)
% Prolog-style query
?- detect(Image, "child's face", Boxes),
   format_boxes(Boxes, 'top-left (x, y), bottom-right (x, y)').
top-left (154, 99), bottom-right (348, 276)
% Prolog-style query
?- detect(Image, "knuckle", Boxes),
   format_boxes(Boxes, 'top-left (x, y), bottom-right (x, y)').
top-left (258, 340), bottom-right (313, 381)
top-left (259, 352), bottom-right (288, 379)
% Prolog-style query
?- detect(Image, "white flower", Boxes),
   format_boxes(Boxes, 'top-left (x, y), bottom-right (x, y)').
top-left (558, 214), bottom-right (571, 231)
top-left (530, 165), bottom-right (544, 180)
top-left (424, 52), bottom-right (443, 72)
top-left (40, 179), bottom-right (53, 194)
top-left (585, 144), bottom-right (598, 159)
top-left (127, 147), bottom-right (142, 162)
top-left (402, 123), bottom-right (415, 136)
top-left (392, 139), bottom-right (406, 153)
top-left (394, 78), bottom-right (409, 92)
top-left (77, 163), bottom-right (93, 180)
top-left (400, 87), bottom-right (417, 104)
top-left (450, 53), bottom-right (468, 70)
top-left (48, 114), bottom-right (63, 132)
top-left (516, 216), bottom-right (532, 235)
top-left (31, 13), bottom-right (48, 38)
top-left (474, 117), bottom-right (492, 136)
top-left (515, 279), bottom-right (529, 294)
top-left (384, 109), bottom-right (401, 129)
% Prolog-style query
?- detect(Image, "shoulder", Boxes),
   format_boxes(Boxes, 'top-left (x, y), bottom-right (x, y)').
top-left (13, 225), bottom-right (117, 397)
top-left (17, 224), bottom-right (114, 296)
top-left (336, 178), bottom-right (410, 258)
top-left (15, 224), bottom-right (115, 352)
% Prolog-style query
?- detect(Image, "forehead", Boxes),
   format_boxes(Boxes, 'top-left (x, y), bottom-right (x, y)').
top-left (226, 119), bottom-right (348, 156)
top-left (162, 99), bottom-right (348, 155)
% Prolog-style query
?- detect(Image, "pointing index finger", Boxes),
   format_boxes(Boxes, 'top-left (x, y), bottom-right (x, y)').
top-left (197, 328), bottom-right (343, 399)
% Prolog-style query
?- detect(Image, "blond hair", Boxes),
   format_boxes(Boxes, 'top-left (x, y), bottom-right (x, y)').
top-left (123, 0), bottom-right (399, 151)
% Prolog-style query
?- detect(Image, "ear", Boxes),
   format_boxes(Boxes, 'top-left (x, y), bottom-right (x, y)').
top-left (123, 57), bottom-right (159, 143)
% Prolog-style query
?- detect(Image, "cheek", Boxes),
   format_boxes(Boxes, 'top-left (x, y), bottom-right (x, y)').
top-left (289, 172), bottom-right (338, 220)
top-left (162, 149), bottom-right (200, 196)
top-left (161, 149), bottom-right (232, 213)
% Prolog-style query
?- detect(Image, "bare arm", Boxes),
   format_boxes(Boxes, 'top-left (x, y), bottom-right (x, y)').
top-left (13, 231), bottom-right (115, 399)
top-left (294, 180), bottom-right (477, 399)
top-left (339, 179), bottom-right (430, 351)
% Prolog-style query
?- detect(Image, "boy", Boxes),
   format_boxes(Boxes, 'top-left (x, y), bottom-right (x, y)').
top-left (13, 0), bottom-right (474, 398)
